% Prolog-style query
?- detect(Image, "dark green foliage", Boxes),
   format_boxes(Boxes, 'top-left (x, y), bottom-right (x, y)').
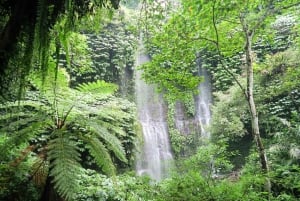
top-left (271, 165), bottom-right (300, 198)
top-left (0, 0), bottom-right (121, 99)
top-left (0, 139), bottom-right (41, 201)
top-left (201, 51), bottom-right (242, 92)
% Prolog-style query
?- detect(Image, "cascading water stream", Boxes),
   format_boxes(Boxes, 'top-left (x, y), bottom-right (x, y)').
top-left (135, 48), bottom-right (173, 181)
top-left (195, 65), bottom-right (212, 139)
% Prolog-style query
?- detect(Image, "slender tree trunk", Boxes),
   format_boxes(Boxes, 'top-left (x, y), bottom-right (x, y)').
top-left (244, 28), bottom-right (269, 172)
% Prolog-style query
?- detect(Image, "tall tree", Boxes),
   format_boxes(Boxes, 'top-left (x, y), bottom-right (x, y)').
top-left (140, 0), bottom-right (300, 173)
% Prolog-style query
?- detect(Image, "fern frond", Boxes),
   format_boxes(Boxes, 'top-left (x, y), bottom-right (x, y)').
top-left (84, 120), bottom-right (127, 163)
top-left (76, 80), bottom-right (118, 96)
top-left (48, 130), bottom-right (81, 200)
top-left (9, 145), bottom-right (35, 167)
top-left (95, 118), bottom-right (126, 137)
top-left (81, 135), bottom-right (116, 176)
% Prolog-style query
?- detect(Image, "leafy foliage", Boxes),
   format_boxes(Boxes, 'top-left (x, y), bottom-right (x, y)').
top-left (61, 10), bottom-right (138, 101)
top-left (75, 169), bottom-right (157, 201)
top-left (210, 84), bottom-right (248, 141)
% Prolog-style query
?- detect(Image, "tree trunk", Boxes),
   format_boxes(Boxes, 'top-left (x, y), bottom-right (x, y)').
top-left (244, 29), bottom-right (269, 172)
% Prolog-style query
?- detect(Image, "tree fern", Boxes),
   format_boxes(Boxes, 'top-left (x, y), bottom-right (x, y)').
top-left (0, 112), bottom-right (51, 162)
top-left (1, 68), bottom-right (137, 200)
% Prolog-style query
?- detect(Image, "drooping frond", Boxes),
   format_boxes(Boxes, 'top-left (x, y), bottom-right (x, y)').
top-left (83, 120), bottom-right (127, 163)
top-left (81, 135), bottom-right (116, 176)
top-left (34, 0), bottom-right (51, 77)
top-left (48, 130), bottom-right (81, 200)
top-left (96, 104), bottom-right (134, 134)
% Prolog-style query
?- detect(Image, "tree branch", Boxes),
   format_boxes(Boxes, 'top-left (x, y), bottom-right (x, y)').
top-left (212, 0), bottom-right (247, 98)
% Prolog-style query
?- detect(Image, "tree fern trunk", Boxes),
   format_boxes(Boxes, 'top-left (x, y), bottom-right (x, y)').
top-left (40, 176), bottom-right (64, 201)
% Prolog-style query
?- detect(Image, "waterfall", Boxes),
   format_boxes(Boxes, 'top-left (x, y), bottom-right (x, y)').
top-left (195, 64), bottom-right (212, 139)
top-left (135, 50), bottom-right (173, 181)
top-left (173, 61), bottom-right (212, 139)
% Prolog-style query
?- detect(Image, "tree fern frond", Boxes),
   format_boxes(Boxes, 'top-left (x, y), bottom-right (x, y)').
top-left (84, 120), bottom-right (127, 163)
top-left (48, 130), bottom-right (81, 200)
top-left (3, 115), bottom-right (41, 131)
top-left (76, 80), bottom-right (118, 96)
top-left (94, 118), bottom-right (126, 137)
top-left (81, 135), bottom-right (116, 176)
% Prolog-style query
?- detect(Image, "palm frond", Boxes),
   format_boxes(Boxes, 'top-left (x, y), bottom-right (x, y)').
top-left (48, 130), bottom-right (81, 200)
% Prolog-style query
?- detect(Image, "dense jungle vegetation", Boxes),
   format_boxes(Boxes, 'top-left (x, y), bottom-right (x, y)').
top-left (0, 0), bottom-right (300, 200)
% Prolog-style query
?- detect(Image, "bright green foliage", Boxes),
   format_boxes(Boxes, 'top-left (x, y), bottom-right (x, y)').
top-left (75, 169), bottom-right (157, 201)
top-left (61, 10), bottom-right (138, 99)
top-left (156, 149), bottom-right (269, 201)
top-left (61, 32), bottom-right (94, 81)
top-left (209, 45), bottom-right (300, 197)
top-left (183, 143), bottom-right (233, 176)
top-left (140, 0), bottom-right (300, 96)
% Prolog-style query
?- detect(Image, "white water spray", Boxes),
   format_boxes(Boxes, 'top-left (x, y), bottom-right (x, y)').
top-left (135, 49), bottom-right (173, 181)
top-left (195, 65), bottom-right (212, 139)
